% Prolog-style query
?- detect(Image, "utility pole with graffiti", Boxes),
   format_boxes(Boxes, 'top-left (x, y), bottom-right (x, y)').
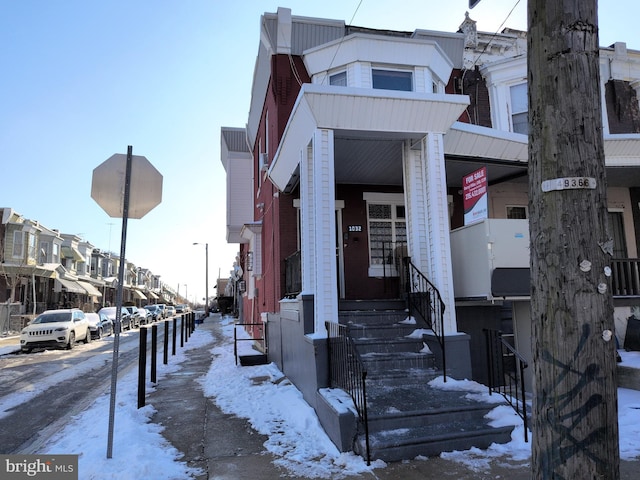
top-left (528, 0), bottom-right (620, 478)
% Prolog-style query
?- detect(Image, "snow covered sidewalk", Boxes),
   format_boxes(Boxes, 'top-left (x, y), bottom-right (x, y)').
top-left (30, 315), bottom-right (640, 479)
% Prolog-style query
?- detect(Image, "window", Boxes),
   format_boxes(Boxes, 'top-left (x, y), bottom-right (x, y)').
top-left (12, 231), bottom-right (23, 258)
top-left (52, 243), bottom-right (60, 263)
top-left (506, 205), bottom-right (528, 219)
top-left (367, 202), bottom-right (407, 274)
top-left (27, 234), bottom-right (36, 261)
top-left (330, 71), bottom-right (347, 86)
top-left (372, 69), bottom-right (413, 92)
top-left (40, 241), bottom-right (50, 263)
top-left (510, 83), bottom-right (528, 134)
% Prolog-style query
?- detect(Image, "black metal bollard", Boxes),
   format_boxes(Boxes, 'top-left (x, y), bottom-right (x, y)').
top-left (172, 317), bottom-right (177, 355)
top-left (138, 327), bottom-right (147, 408)
top-left (151, 324), bottom-right (158, 383)
top-left (163, 320), bottom-right (169, 365)
top-left (180, 314), bottom-right (185, 347)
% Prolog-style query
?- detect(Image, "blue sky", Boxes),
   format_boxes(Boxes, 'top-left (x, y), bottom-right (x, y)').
top-left (1, 0), bottom-right (636, 304)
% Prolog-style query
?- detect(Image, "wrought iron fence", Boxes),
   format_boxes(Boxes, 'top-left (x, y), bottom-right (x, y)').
top-left (325, 321), bottom-right (370, 465)
top-left (611, 258), bottom-right (640, 297)
top-left (484, 328), bottom-right (529, 442)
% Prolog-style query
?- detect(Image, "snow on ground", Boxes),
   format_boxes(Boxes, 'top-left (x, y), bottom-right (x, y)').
top-left (2, 318), bottom-right (640, 479)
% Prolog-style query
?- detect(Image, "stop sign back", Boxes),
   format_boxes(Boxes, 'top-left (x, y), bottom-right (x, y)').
top-left (91, 153), bottom-right (163, 219)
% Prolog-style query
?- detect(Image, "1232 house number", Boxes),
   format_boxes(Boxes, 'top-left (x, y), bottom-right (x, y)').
top-left (348, 225), bottom-right (362, 232)
top-left (541, 177), bottom-right (596, 192)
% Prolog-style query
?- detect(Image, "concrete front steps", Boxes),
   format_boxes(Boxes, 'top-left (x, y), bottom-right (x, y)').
top-left (337, 299), bottom-right (513, 463)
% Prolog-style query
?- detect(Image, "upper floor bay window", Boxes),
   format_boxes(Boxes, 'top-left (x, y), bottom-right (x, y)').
top-left (510, 83), bottom-right (528, 134)
top-left (330, 70), bottom-right (347, 86)
top-left (372, 69), bottom-right (413, 92)
top-left (12, 231), bottom-right (24, 258)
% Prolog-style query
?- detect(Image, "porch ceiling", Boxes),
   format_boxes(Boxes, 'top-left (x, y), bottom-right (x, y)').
top-left (332, 128), bottom-right (640, 189)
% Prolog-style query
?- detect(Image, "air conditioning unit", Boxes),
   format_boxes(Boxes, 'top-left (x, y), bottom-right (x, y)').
top-left (259, 153), bottom-right (269, 172)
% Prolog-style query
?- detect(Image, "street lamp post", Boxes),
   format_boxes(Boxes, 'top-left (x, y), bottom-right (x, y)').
top-left (193, 242), bottom-right (209, 316)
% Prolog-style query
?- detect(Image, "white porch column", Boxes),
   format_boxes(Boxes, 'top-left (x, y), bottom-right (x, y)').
top-left (299, 129), bottom-right (338, 333)
top-left (402, 134), bottom-right (458, 333)
top-left (300, 143), bottom-right (315, 296)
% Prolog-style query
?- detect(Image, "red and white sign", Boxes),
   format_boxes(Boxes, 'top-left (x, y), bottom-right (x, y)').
top-left (463, 166), bottom-right (488, 225)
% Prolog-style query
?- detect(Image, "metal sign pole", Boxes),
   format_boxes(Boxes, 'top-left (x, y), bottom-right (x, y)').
top-left (106, 145), bottom-right (133, 458)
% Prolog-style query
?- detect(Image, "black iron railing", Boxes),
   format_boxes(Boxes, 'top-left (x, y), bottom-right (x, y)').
top-left (284, 250), bottom-right (302, 298)
top-left (233, 322), bottom-right (267, 366)
top-left (325, 321), bottom-right (370, 465)
top-left (403, 258), bottom-right (447, 380)
top-left (611, 258), bottom-right (640, 297)
top-left (484, 329), bottom-right (529, 442)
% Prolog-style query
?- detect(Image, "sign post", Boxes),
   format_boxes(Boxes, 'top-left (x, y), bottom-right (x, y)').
top-left (91, 146), bottom-right (162, 458)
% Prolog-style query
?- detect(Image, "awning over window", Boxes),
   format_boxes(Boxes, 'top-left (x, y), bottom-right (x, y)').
top-left (55, 278), bottom-right (86, 294)
top-left (131, 289), bottom-right (147, 300)
top-left (61, 246), bottom-right (84, 262)
top-left (146, 291), bottom-right (159, 299)
top-left (77, 281), bottom-right (103, 297)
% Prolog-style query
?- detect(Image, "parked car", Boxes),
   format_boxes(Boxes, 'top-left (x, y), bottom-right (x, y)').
top-left (165, 305), bottom-right (176, 317)
top-left (85, 312), bottom-right (113, 339)
top-left (147, 303), bottom-right (167, 319)
top-left (144, 305), bottom-right (161, 321)
top-left (98, 306), bottom-right (133, 331)
top-left (138, 307), bottom-right (152, 325)
top-left (20, 309), bottom-right (91, 352)
top-left (123, 306), bottom-right (141, 328)
top-left (175, 304), bottom-right (190, 314)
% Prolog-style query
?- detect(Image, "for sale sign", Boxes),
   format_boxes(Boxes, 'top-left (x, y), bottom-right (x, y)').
top-left (463, 166), bottom-right (488, 225)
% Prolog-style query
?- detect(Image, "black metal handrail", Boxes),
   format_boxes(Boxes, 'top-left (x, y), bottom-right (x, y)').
top-left (484, 329), bottom-right (529, 442)
top-left (403, 258), bottom-right (447, 380)
top-left (233, 322), bottom-right (267, 366)
top-left (325, 321), bottom-right (370, 465)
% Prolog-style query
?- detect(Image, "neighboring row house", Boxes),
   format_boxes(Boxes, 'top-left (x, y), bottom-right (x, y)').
top-left (0, 207), bottom-right (172, 332)
top-left (221, 8), bottom-right (640, 460)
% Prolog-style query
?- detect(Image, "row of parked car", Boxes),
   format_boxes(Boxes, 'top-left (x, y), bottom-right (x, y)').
top-left (19, 303), bottom-right (190, 353)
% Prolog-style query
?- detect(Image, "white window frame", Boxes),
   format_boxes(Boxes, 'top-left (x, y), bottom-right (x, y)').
top-left (371, 67), bottom-right (413, 92)
top-left (12, 231), bottom-right (24, 258)
top-left (509, 82), bottom-right (528, 134)
top-left (329, 70), bottom-right (347, 86)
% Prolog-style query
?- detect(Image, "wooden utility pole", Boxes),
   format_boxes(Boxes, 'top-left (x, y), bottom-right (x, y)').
top-left (528, 1), bottom-right (620, 478)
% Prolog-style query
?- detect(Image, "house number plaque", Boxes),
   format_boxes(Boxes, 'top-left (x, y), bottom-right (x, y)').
top-left (541, 177), bottom-right (596, 192)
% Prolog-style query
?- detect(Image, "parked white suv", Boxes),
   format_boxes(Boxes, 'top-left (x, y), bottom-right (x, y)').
top-left (20, 309), bottom-right (91, 353)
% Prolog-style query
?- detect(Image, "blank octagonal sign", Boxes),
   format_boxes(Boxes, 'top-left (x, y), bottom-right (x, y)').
top-left (91, 153), bottom-right (163, 219)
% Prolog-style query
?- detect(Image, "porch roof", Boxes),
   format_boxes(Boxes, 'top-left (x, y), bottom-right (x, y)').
top-left (77, 280), bottom-right (103, 297)
top-left (270, 88), bottom-right (640, 191)
top-left (55, 278), bottom-right (86, 294)
top-left (269, 83), bottom-right (470, 192)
